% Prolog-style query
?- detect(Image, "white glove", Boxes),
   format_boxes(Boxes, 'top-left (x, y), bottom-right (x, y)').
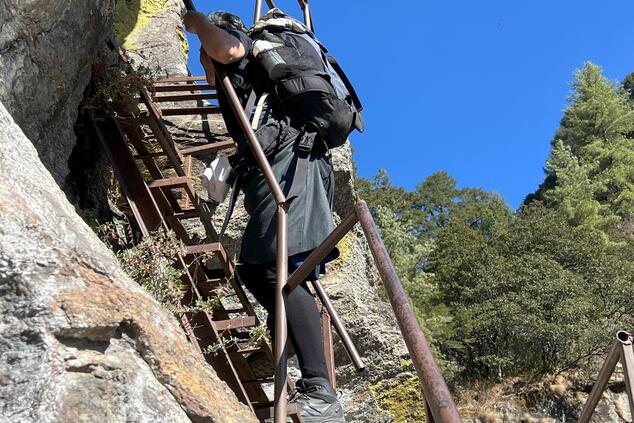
top-left (201, 156), bottom-right (233, 203)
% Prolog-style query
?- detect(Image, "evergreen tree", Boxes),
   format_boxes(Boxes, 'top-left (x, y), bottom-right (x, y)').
top-left (542, 141), bottom-right (616, 233)
top-left (430, 203), bottom-right (634, 379)
top-left (529, 62), bottom-right (634, 234)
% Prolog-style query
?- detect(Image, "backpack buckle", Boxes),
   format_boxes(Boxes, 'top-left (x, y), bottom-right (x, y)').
top-left (297, 130), bottom-right (315, 154)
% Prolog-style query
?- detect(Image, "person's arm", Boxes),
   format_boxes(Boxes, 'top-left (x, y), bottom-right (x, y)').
top-left (183, 11), bottom-right (245, 64)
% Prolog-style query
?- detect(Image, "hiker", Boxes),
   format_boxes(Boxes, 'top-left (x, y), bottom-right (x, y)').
top-left (183, 9), bottom-right (347, 423)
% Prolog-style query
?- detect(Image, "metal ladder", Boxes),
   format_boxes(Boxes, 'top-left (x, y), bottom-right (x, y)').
top-left (88, 50), bottom-right (307, 420)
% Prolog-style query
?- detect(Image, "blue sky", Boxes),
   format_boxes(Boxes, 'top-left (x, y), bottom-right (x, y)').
top-left (187, 0), bottom-right (634, 209)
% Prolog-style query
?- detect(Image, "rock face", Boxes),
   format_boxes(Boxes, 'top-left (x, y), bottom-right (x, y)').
top-left (114, 0), bottom-right (188, 76)
top-left (0, 0), bottom-right (113, 185)
top-left (0, 100), bottom-right (257, 423)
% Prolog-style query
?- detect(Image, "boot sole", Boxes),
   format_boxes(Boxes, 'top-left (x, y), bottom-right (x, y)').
top-left (301, 416), bottom-right (346, 423)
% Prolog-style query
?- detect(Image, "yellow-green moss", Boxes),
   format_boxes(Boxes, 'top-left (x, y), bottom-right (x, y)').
top-left (337, 232), bottom-right (354, 264)
top-left (370, 376), bottom-right (428, 423)
top-left (177, 27), bottom-right (189, 63)
top-left (114, 0), bottom-right (169, 51)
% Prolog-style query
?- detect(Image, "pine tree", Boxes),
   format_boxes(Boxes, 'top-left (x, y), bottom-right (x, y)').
top-left (530, 62), bottom-right (634, 234)
top-left (542, 141), bottom-right (616, 233)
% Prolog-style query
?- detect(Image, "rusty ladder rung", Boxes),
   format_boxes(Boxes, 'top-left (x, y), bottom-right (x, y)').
top-left (152, 83), bottom-right (215, 92)
top-left (153, 92), bottom-right (218, 102)
top-left (155, 75), bottom-right (209, 84)
top-left (180, 139), bottom-right (236, 156)
top-left (213, 316), bottom-right (258, 331)
top-left (159, 106), bottom-right (221, 116)
top-left (254, 404), bottom-right (303, 421)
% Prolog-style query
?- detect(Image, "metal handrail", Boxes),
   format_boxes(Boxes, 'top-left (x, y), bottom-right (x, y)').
top-left (579, 331), bottom-right (634, 422)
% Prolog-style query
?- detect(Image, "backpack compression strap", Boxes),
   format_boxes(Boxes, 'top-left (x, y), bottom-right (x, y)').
top-left (219, 92), bottom-right (268, 241)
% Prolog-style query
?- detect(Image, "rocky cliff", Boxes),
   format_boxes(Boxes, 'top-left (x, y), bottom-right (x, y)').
top-left (0, 1), bottom-right (258, 422)
top-left (0, 0), bottom-right (112, 185)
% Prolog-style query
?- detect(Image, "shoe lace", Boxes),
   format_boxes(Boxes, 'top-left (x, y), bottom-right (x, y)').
top-left (289, 385), bottom-right (319, 403)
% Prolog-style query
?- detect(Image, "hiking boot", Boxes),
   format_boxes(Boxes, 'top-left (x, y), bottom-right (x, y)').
top-left (289, 377), bottom-right (345, 423)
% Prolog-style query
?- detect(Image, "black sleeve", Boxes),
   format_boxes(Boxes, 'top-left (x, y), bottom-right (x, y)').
top-left (223, 28), bottom-right (253, 59)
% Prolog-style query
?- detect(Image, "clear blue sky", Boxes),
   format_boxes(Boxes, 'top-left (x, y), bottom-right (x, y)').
top-left (187, 0), bottom-right (634, 209)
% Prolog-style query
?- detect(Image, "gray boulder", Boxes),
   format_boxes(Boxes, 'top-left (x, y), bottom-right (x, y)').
top-left (0, 100), bottom-right (257, 423)
top-left (0, 0), bottom-right (113, 185)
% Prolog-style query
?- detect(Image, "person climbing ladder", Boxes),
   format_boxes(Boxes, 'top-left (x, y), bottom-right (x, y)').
top-left (183, 8), bottom-right (362, 422)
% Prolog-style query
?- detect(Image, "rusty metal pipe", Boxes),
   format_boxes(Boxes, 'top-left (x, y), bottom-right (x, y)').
top-left (619, 332), bottom-right (634, 419)
top-left (254, 0), bottom-right (263, 23)
top-left (578, 340), bottom-right (621, 423)
top-left (311, 280), bottom-right (365, 371)
top-left (321, 310), bottom-right (336, 388)
top-left (274, 205), bottom-right (289, 423)
top-left (265, 0), bottom-right (276, 9)
top-left (355, 200), bottom-right (463, 423)
top-left (211, 64), bottom-right (286, 205)
top-left (287, 211), bottom-right (358, 292)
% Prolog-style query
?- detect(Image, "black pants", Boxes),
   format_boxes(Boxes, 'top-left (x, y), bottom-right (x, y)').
top-left (237, 261), bottom-right (329, 380)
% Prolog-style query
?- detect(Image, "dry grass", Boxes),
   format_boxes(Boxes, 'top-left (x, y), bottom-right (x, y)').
top-left (548, 375), bottom-right (568, 395)
top-left (458, 380), bottom-right (506, 420)
top-left (479, 410), bottom-right (502, 423)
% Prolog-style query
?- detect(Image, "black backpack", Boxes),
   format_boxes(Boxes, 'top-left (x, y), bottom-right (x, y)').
top-left (249, 8), bottom-right (364, 149)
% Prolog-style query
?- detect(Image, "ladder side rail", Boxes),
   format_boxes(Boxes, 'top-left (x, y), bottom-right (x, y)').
top-left (311, 279), bottom-right (364, 371)
top-left (355, 200), bottom-right (463, 423)
top-left (139, 88), bottom-right (187, 176)
top-left (105, 36), bottom-right (285, 419)
top-left (89, 113), bottom-right (213, 365)
top-left (320, 310), bottom-right (336, 388)
top-left (254, 0), bottom-right (263, 23)
top-left (297, 0), bottom-right (314, 32)
top-left (88, 112), bottom-right (163, 236)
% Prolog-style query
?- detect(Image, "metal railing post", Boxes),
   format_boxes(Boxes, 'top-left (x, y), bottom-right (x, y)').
top-left (204, 59), bottom-right (289, 423)
top-left (578, 340), bottom-right (622, 422)
top-left (355, 200), bottom-right (462, 423)
top-left (274, 204), bottom-right (289, 423)
top-left (254, 0), bottom-right (263, 23)
top-left (311, 280), bottom-right (365, 371)
top-left (299, 0), bottom-right (313, 32)
top-left (619, 331), bottom-right (634, 418)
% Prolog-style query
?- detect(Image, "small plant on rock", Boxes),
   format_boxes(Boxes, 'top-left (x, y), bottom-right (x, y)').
top-left (117, 229), bottom-right (187, 311)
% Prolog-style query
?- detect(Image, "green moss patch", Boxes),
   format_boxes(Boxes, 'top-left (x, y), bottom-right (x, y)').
top-left (370, 374), bottom-right (428, 422)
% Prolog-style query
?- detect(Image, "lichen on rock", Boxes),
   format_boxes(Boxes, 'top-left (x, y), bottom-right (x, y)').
top-left (370, 373), bottom-right (428, 422)
top-left (113, 0), bottom-right (188, 75)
